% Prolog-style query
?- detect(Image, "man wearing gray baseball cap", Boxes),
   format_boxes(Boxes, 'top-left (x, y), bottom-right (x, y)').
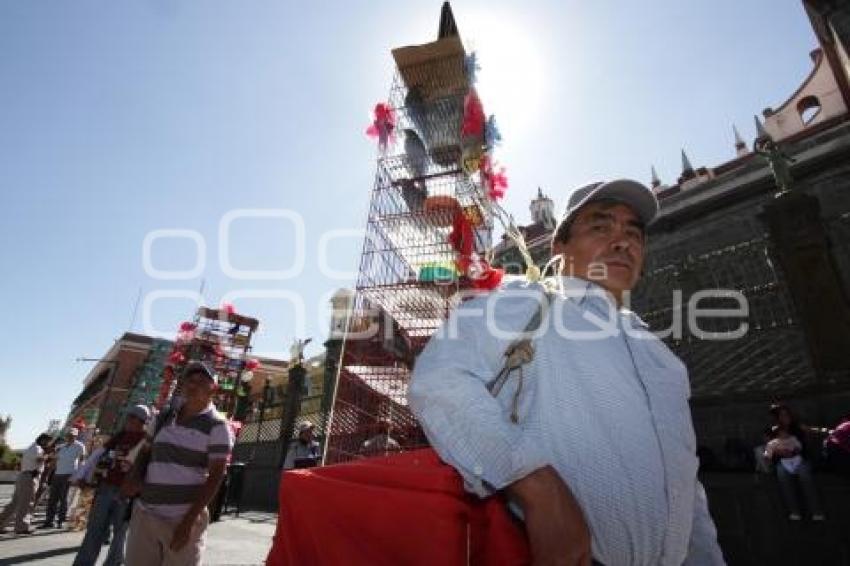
top-left (550, 179), bottom-right (658, 307)
top-left (73, 404), bottom-right (149, 566)
top-left (411, 179), bottom-right (725, 565)
top-left (124, 362), bottom-right (233, 566)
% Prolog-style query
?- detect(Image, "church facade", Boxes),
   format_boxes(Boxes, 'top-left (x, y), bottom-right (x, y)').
top-left (493, 0), bottom-right (850, 459)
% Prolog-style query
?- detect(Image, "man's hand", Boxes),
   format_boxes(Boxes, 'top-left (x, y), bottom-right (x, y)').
top-left (506, 466), bottom-right (592, 566)
top-left (120, 445), bottom-right (151, 498)
top-left (169, 517), bottom-right (194, 552)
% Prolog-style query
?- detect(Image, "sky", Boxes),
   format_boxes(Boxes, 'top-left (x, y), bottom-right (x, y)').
top-left (0, 0), bottom-right (818, 448)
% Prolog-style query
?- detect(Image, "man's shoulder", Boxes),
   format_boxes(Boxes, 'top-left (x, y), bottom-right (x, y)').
top-left (455, 279), bottom-right (549, 314)
top-left (202, 408), bottom-right (231, 437)
top-left (193, 404), bottom-right (227, 425)
top-left (207, 408), bottom-right (229, 427)
top-left (424, 279), bottom-right (553, 347)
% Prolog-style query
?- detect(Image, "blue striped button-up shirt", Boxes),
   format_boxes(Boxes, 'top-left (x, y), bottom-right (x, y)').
top-left (409, 277), bottom-right (725, 566)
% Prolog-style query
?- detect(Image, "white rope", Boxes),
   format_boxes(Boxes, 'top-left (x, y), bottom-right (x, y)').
top-left (540, 254), bottom-right (565, 294)
top-left (481, 198), bottom-right (541, 283)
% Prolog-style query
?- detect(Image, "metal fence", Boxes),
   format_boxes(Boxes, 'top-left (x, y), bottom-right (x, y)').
top-left (230, 389), bottom-right (325, 511)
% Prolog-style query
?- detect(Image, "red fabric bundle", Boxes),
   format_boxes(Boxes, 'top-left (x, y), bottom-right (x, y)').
top-left (448, 210), bottom-right (475, 257)
top-left (266, 448), bottom-right (530, 566)
top-left (462, 89), bottom-right (486, 138)
top-left (448, 211), bottom-right (503, 291)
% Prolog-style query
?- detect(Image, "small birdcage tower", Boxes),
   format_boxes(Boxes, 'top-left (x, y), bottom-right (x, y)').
top-left (324, 3), bottom-right (496, 464)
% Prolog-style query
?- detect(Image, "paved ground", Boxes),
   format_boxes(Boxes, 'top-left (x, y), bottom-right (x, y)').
top-left (0, 483), bottom-right (276, 565)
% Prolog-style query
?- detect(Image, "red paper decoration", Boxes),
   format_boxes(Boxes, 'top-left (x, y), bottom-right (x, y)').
top-left (461, 89), bottom-right (486, 138)
top-left (480, 154), bottom-right (508, 200)
top-left (168, 351), bottom-right (186, 365)
top-left (366, 102), bottom-right (397, 151)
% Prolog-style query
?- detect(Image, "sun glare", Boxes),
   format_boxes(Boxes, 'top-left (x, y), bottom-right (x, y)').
top-left (462, 11), bottom-right (547, 147)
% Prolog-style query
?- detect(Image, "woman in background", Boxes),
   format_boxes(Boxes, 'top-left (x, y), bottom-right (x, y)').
top-left (765, 404), bottom-right (825, 521)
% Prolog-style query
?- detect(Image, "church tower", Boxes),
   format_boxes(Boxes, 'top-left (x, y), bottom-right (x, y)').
top-left (530, 187), bottom-right (556, 230)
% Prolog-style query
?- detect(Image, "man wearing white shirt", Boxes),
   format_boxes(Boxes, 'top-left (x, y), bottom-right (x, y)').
top-left (283, 422), bottom-right (321, 470)
top-left (410, 180), bottom-right (726, 566)
top-left (0, 433), bottom-right (52, 535)
top-left (42, 427), bottom-right (87, 529)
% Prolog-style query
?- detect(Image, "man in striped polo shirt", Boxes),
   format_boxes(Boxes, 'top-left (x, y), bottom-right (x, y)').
top-left (124, 363), bottom-right (233, 565)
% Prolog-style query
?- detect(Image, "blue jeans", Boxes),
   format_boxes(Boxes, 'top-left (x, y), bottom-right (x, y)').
top-left (45, 474), bottom-right (72, 525)
top-left (776, 460), bottom-right (824, 516)
top-left (72, 484), bottom-right (129, 566)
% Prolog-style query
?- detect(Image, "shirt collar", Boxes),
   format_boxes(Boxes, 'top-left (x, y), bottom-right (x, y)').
top-left (550, 276), bottom-right (618, 308)
top-left (173, 400), bottom-right (215, 420)
top-left (549, 276), bottom-right (649, 329)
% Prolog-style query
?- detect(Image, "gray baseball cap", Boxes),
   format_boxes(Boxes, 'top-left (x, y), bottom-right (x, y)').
top-left (556, 179), bottom-right (658, 237)
top-left (127, 404), bottom-right (150, 423)
top-left (182, 361), bottom-right (218, 385)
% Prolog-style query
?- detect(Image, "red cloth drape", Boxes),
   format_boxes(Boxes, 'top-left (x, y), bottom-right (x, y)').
top-left (266, 448), bottom-right (531, 566)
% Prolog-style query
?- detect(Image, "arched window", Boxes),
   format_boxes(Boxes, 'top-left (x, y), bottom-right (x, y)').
top-left (797, 95), bottom-right (822, 125)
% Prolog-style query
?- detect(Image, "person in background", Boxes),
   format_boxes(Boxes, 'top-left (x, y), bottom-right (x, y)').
top-left (69, 435), bottom-right (108, 532)
top-left (769, 404), bottom-right (809, 452)
top-left (123, 363), bottom-right (234, 565)
top-left (754, 427), bottom-right (776, 475)
top-left (283, 421), bottom-right (321, 470)
top-left (765, 404), bottom-right (824, 521)
top-left (824, 414), bottom-right (850, 476)
top-left (33, 436), bottom-right (58, 508)
top-left (41, 427), bottom-right (87, 529)
top-left (0, 433), bottom-right (51, 535)
top-left (72, 405), bottom-right (150, 566)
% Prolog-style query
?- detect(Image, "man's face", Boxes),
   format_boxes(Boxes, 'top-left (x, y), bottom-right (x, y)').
top-left (299, 428), bottom-right (314, 441)
top-left (552, 202), bottom-right (646, 303)
top-left (66, 433), bottom-right (76, 443)
top-left (182, 371), bottom-right (215, 405)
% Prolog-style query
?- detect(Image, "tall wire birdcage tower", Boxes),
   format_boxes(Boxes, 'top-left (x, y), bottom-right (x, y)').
top-left (324, 3), bottom-right (496, 464)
